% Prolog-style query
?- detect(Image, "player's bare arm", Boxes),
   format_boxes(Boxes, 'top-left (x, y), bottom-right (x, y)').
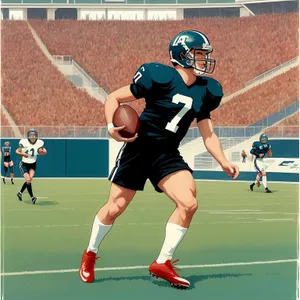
top-left (105, 85), bottom-right (138, 143)
top-left (198, 119), bottom-right (239, 179)
top-left (16, 148), bottom-right (28, 158)
top-left (267, 149), bottom-right (272, 157)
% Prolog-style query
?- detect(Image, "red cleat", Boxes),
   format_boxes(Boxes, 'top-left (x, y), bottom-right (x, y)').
top-left (79, 250), bottom-right (99, 283)
top-left (257, 181), bottom-right (261, 188)
top-left (149, 259), bottom-right (190, 289)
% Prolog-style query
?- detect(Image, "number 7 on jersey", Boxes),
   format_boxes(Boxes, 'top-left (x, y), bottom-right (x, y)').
top-left (165, 94), bottom-right (193, 133)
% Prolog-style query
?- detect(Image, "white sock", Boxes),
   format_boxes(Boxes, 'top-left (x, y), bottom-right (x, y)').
top-left (254, 180), bottom-right (258, 184)
top-left (156, 223), bottom-right (188, 264)
top-left (262, 176), bottom-right (267, 188)
top-left (87, 215), bottom-right (112, 254)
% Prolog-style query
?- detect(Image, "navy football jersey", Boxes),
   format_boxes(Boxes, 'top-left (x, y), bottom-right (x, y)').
top-left (250, 141), bottom-right (271, 158)
top-left (130, 62), bottom-right (223, 147)
top-left (2, 146), bottom-right (11, 162)
top-left (3, 146), bottom-right (11, 155)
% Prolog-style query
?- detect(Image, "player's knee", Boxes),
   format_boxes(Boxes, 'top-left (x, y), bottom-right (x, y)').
top-left (178, 197), bottom-right (198, 217)
top-left (107, 196), bottom-right (127, 218)
top-left (261, 171), bottom-right (266, 176)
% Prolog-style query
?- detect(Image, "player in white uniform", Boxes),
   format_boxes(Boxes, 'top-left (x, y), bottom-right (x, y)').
top-left (16, 129), bottom-right (47, 204)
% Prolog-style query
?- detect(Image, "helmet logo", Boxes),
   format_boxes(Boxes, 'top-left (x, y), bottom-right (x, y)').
top-left (202, 43), bottom-right (213, 52)
top-left (172, 35), bottom-right (189, 47)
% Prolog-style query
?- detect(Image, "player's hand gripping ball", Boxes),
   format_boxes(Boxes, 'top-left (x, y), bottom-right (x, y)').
top-left (38, 147), bottom-right (47, 156)
top-left (112, 105), bottom-right (140, 140)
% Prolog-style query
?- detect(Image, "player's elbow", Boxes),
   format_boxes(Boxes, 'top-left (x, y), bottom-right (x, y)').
top-left (106, 93), bottom-right (118, 105)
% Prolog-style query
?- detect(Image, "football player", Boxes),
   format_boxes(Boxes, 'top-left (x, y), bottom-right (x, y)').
top-left (249, 134), bottom-right (272, 193)
top-left (79, 30), bottom-right (239, 288)
top-left (2, 141), bottom-right (14, 184)
top-left (241, 150), bottom-right (247, 163)
top-left (15, 129), bottom-right (47, 204)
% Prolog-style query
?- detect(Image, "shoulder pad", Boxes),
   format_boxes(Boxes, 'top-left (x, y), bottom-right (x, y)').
top-left (144, 63), bottom-right (175, 86)
top-left (19, 139), bottom-right (26, 147)
top-left (200, 77), bottom-right (223, 112)
top-left (205, 77), bottom-right (223, 98)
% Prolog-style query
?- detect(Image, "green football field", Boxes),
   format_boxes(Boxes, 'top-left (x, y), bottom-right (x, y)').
top-left (0, 179), bottom-right (299, 300)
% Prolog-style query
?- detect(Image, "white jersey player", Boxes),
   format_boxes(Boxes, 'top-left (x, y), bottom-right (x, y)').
top-left (16, 129), bottom-right (47, 204)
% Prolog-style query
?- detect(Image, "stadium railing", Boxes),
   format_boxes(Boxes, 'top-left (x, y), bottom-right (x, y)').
top-left (1, 126), bottom-right (298, 139)
top-left (245, 57), bottom-right (299, 87)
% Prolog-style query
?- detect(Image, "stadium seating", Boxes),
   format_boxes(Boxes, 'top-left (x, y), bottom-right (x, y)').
top-left (210, 67), bottom-right (298, 126)
top-left (265, 111), bottom-right (299, 137)
top-left (1, 111), bottom-right (16, 137)
top-left (1, 15), bottom-right (298, 131)
top-left (2, 21), bottom-right (106, 129)
top-left (1, 112), bottom-right (10, 126)
top-left (30, 13), bottom-right (298, 99)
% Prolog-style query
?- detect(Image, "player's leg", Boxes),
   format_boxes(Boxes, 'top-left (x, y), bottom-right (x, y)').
top-left (2, 162), bottom-right (8, 184)
top-left (9, 161), bottom-right (14, 184)
top-left (250, 159), bottom-right (262, 191)
top-left (28, 169), bottom-right (37, 203)
top-left (261, 170), bottom-right (272, 193)
top-left (255, 173), bottom-right (261, 187)
top-left (80, 142), bottom-right (146, 283)
top-left (88, 183), bottom-right (136, 252)
top-left (17, 173), bottom-right (31, 201)
top-left (79, 183), bottom-right (136, 283)
top-left (17, 162), bottom-right (28, 201)
top-left (158, 170), bottom-right (196, 249)
top-left (149, 166), bottom-right (196, 288)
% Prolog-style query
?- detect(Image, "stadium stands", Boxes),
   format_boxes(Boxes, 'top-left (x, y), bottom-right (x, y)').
top-left (265, 111), bottom-right (299, 137)
top-left (1, 112), bottom-right (10, 126)
top-left (30, 13), bottom-right (298, 98)
top-left (2, 21), bottom-right (105, 128)
top-left (210, 67), bottom-right (298, 126)
top-left (1, 15), bottom-right (298, 130)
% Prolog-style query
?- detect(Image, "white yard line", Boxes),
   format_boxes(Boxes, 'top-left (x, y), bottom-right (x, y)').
top-left (0, 259), bottom-right (296, 276)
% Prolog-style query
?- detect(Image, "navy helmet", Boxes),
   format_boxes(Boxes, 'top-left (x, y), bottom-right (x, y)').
top-left (169, 30), bottom-right (216, 76)
top-left (260, 134), bottom-right (268, 144)
top-left (27, 129), bottom-right (38, 144)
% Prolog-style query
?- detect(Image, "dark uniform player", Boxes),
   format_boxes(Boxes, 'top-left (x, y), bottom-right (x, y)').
top-left (108, 62), bottom-right (224, 192)
top-left (79, 30), bottom-right (239, 288)
top-left (241, 150), bottom-right (247, 163)
top-left (249, 134), bottom-right (272, 193)
top-left (2, 141), bottom-right (14, 184)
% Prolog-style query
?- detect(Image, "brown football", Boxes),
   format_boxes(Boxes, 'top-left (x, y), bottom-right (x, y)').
top-left (113, 105), bottom-right (140, 138)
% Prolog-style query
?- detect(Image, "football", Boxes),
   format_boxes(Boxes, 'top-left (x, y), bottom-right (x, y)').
top-left (38, 147), bottom-right (47, 156)
top-left (113, 105), bottom-right (140, 138)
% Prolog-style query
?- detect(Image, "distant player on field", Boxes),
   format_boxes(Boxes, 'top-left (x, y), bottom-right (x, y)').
top-left (2, 141), bottom-right (14, 184)
top-left (16, 129), bottom-right (47, 204)
top-left (241, 150), bottom-right (247, 163)
top-left (249, 134), bottom-right (272, 193)
top-left (79, 30), bottom-right (239, 288)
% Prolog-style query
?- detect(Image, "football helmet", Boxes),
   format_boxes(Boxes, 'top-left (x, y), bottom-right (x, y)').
top-left (169, 30), bottom-right (216, 76)
top-left (260, 134), bottom-right (268, 144)
top-left (27, 129), bottom-right (38, 144)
